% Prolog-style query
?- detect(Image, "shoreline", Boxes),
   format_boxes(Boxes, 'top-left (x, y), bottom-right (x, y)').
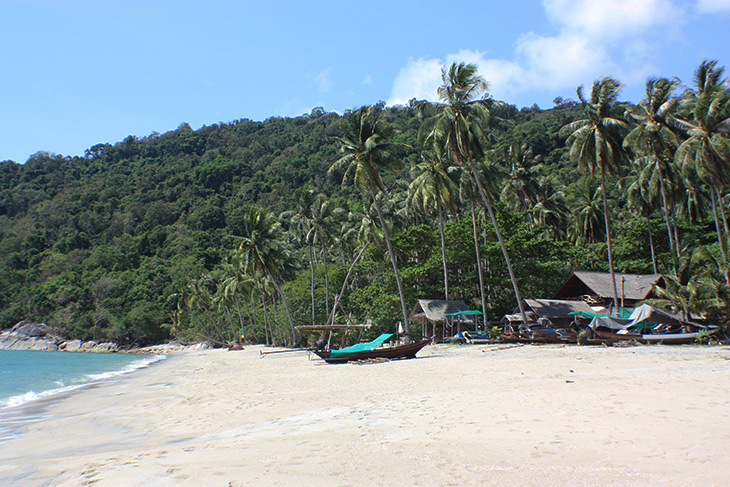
top-left (1, 344), bottom-right (729, 486)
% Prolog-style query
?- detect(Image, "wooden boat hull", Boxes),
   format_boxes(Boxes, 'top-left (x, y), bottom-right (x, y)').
top-left (313, 339), bottom-right (431, 364)
top-left (594, 329), bottom-right (706, 345)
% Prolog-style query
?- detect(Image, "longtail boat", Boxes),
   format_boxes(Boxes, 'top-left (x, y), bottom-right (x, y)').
top-left (313, 333), bottom-right (431, 364)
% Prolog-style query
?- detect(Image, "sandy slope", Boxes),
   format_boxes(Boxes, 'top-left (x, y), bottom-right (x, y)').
top-left (1, 344), bottom-right (728, 486)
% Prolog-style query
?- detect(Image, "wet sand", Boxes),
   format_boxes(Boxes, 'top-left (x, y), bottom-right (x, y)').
top-left (1, 344), bottom-right (728, 486)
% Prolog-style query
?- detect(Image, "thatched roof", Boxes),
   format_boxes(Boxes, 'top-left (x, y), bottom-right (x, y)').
top-left (552, 272), bottom-right (663, 301)
top-left (409, 299), bottom-right (473, 323)
top-left (524, 299), bottom-right (595, 318)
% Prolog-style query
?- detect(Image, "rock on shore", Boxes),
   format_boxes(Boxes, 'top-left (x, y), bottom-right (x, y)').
top-left (0, 321), bottom-right (119, 352)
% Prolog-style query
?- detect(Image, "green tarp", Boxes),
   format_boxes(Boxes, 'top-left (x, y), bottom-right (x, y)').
top-left (330, 333), bottom-right (394, 358)
top-left (445, 310), bottom-right (483, 316)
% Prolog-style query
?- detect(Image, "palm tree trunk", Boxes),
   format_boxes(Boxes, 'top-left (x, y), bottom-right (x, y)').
top-left (309, 245), bottom-right (316, 325)
top-left (710, 186), bottom-right (727, 261)
top-left (235, 297), bottom-right (246, 342)
top-left (369, 188), bottom-right (410, 337)
top-left (467, 158), bottom-right (529, 329)
top-left (437, 196), bottom-right (449, 300)
top-left (328, 243), bottom-right (370, 325)
top-left (600, 167), bottom-right (620, 314)
top-left (260, 292), bottom-right (271, 345)
top-left (714, 184), bottom-right (729, 242)
top-left (658, 168), bottom-right (677, 259)
top-left (244, 299), bottom-right (259, 343)
top-left (269, 275), bottom-right (297, 346)
top-left (322, 244), bottom-right (330, 322)
top-left (646, 215), bottom-right (657, 274)
top-left (471, 202), bottom-right (488, 328)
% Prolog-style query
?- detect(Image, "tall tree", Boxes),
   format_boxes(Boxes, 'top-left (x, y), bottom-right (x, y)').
top-left (672, 60), bottom-right (730, 259)
top-left (624, 77), bottom-right (682, 259)
top-left (421, 62), bottom-right (529, 328)
top-left (409, 148), bottom-right (459, 299)
top-left (236, 206), bottom-right (298, 346)
top-left (330, 104), bottom-right (411, 336)
top-left (561, 77), bottom-right (629, 313)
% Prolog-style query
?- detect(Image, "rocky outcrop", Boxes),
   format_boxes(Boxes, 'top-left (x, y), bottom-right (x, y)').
top-left (0, 321), bottom-right (120, 352)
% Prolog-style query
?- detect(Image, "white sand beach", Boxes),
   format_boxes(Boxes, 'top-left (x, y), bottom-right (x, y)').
top-left (1, 344), bottom-right (729, 486)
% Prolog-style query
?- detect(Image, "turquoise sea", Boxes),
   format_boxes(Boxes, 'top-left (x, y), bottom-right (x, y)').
top-left (0, 350), bottom-right (165, 442)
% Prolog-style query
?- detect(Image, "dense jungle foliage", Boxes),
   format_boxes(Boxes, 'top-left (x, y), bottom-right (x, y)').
top-left (1, 61), bottom-right (728, 346)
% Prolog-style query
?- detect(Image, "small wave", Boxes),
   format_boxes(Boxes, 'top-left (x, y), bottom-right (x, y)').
top-left (0, 354), bottom-right (166, 410)
top-left (85, 354), bottom-right (166, 381)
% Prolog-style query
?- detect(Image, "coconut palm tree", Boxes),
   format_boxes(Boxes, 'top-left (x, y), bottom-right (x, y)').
top-left (569, 177), bottom-right (606, 245)
top-left (500, 142), bottom-right (543, 229)
top-left (421, 62), bottom-right (529, 328)
top-left (282, 189), bottom-right (317, 325)
top-left (306, 194), bottom-right (343, 321)
top-left (236, 205), bottom-right (299, 345)
top-left (329, 104), bottom-right (411, 336)
top-left (561, 77), bottom-right (629, 313)
top-left (672, 60), bottom-right (730, 259)
top-left (409, 147), bottom-right (459, 299)
top-left (624, 77), bottom-right (682, 259)
top-left (620, 164), bottom-right (659, 273)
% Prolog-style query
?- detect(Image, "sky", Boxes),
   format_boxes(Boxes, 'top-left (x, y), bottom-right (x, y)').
top-left (1, 0), bottom-right (729, 164)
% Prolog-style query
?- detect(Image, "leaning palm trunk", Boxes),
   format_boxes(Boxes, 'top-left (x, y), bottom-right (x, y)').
top-left (268, 275), bottom-right (297, 346)
top-left (327, 242), bottom-right (370, 326)
top-left (467, 156), bottom-right (529, 329)
top-left (471, 202), bottom-right (488, 327)
top-left (600, 167), bottom-right (620, 313)
top-left (370, 188), bottom-right (410, 337)
top-left (437, 196), bottom-right (449, 300)
top-left (710, 187), bottom-right (727, 261)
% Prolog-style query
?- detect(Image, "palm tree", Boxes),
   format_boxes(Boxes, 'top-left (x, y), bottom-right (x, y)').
top-left (672, 60), bottom-right (730, 259)
top-left (568, 177), bottom-right (606, 245)
top-left (306, 194), bottom-right (343, 320)
top-left (500, 142), bottom-right (542, 229)
top-left (421, 62), bottom-right (529, 328)
top-left (409, 147), bottom-right (459, 299)
top-left (621, 164), bottom-right (658, 273)
top-left (219, 256), bottom-right (257, 342)
top-left (561, 77), bottom-right (629, 313)
top-left (329, 104), bottom-right (411, 336)
top-left (624, 77), bottom-right (682, 259)
top-left (283, 189), bottom-right (317, 325)
top-left (236, 205), bottom-right (299, 346)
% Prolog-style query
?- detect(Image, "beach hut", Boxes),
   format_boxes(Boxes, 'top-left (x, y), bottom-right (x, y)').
top-left (552, 272), bottom-right (663, 311)
top-left (409, 299), bottom-right (477, 340)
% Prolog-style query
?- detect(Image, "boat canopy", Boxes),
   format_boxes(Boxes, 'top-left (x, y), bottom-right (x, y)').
top-left (330, 333), bottom-right (393, 358)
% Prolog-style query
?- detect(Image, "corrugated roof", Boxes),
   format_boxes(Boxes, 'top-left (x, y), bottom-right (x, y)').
top-left (553, 272), bottom-right (662, 301)
top-left (409, 299), bottom-right (471, 323)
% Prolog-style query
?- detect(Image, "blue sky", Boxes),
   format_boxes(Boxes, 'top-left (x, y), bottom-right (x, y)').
top-left (1, 0), bottom-right (729, 163)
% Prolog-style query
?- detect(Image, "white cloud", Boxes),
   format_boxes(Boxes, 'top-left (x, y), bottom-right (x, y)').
top-left (387, 57), bottom-right (443, 106)
top-left (387, 0), bottom-right (683, 107)
top-left (362, 74), bottom-right (373, 86)
top-left (312, 68), bottom-right (332, 93)
top-left (696, 0), bottom-right (730, 12)
top-left (543, 0), bottom-right (681, 40)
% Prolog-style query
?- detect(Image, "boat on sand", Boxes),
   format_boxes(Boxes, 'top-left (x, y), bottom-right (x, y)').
top-left (313, 333), bottom-right (430, 364)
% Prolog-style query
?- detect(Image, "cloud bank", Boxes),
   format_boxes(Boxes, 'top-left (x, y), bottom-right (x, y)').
top-left (387, 0), bottom-right (686, 107)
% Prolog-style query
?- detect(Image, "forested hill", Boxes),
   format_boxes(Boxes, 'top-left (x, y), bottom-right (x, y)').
top-left (0, 100), bottom-right (584, 343)
top-left (1, 90), bottom-right (722, 346)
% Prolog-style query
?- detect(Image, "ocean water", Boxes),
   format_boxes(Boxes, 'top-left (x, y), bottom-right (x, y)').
top-left (0, 350), bottom-right (165, 442)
